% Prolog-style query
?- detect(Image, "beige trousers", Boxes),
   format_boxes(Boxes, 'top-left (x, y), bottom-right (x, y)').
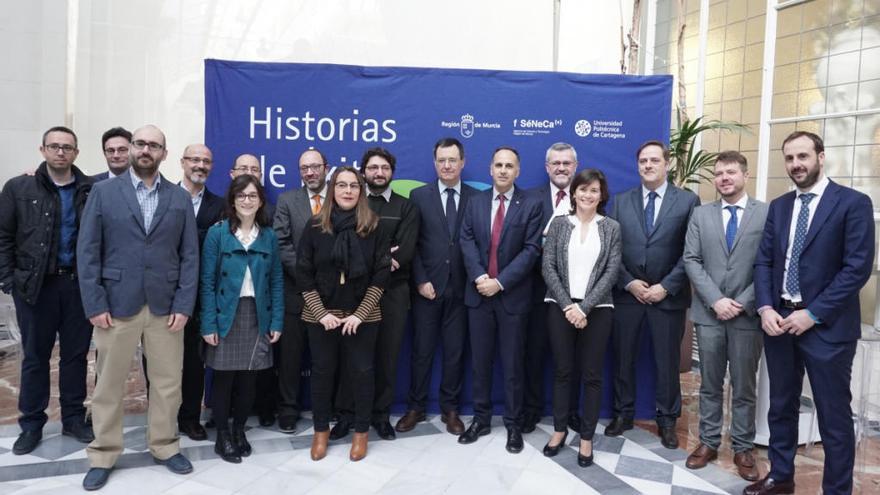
top-left (87, 305), bottom-right (183, 468)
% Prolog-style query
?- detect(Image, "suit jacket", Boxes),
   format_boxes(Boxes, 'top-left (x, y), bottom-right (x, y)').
top-left (77, 173), bottom-right (200, 319)
top-left (528, 183), bottom-right (561, 304)
top-left (754, 180), bottom-right (875, 343)
top-left (410, 182), bottom-right (477, 298)
top-left (610, 182), bottom-right (700, 310)
top-left (90, 171), bottom-right (111, 182)
top-left (684, 197), bottom-right (768, 329)
top-left (459, 186), bottom-right (543, 314)
top-left (273, 186), bottom-right (315, 314)
top-left (195, 187), bottom-right (225, 246)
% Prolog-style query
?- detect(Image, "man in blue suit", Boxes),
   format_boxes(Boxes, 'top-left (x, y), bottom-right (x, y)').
top-left (606, 140), bottom-right (700, 449)
top-left (77, 125), bottom-right (200, 490)
top-left (747, 131), bottom-right (875, 495)
top-left (395, 138), bottom-right (476, 435)
top-left (458, 146), bottom-right (543, 453)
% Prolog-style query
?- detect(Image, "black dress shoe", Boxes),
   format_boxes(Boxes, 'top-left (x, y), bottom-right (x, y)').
top-left (154, 453), bottom-right (194, 474)
top-left (743, 475), bottom-right (795, 495)
top-left (214, 429), bottom-right (241, 464)
top-left (521, 413), bottom-right (539, 434)
top-left (232, 426), bottom-right (252, 457)
top-left (458, 421), bottom-right (491, 444)
top-left (603, 417), bottom-right (633, 437)
top-left (83, 467), bottom-right (113, 491)
top-left (373, 420), bottom-right (396, 440)
top-left (178, 421), bottom-right (207, 441)
top-left (506, 428), bottom-right (524, 454)
top-left (659, 426), bottom-right (679, 449)
top-left (12, 430), bottom-right (42, 455)
top-left (542, 430), bottom-right (568, 457)
top-left (329, 417), bottom-right (353, 440)
top-left (277, 415), bottom-right (299, 434)
top-left (568, 414), bottom-right (582, 433)
top-left (258, 411), bottom-right (275, 427)
top-left (204, 415), bottom-right (216, 429)
top-left (62, 421), bottom-right (95, 443)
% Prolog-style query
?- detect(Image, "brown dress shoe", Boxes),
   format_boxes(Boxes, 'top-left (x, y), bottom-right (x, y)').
top-left (350, 432), bottom-right (368, 462)
top-left (441, 411), bottom-right (465, 435)
top-left (394, 410), bottom-right (426, 433)
top-left (310, 430), bottom-right (329, 461)
top-left (734, 450), bottom-right (760, 482)
top-left (743, 475), bottom-right (794, 495)
top-left (685, 443), bottom-right (718, 469)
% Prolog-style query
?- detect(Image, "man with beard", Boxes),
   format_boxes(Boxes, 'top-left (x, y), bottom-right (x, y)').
top-left (273, 148), bottom-right (330, 433)
top-left (330, 147), bottom-right (419, 441)
top-left (78, 125), bottom-right (199, 490)
top-left (747, 132), bottom-right (875, 495)
top-left (92, 127), bottom-right (132, 181)
top-left (0, 126), bottom-right (94, 455)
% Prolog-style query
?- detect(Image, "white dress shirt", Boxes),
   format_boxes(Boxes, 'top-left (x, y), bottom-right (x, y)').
top-left (236, 225), bottom-right (260, 297)
top-left (720, 194), bottom-right (749, 233)
top-left (782, 175), bottom-right (829, 302)
top-left (642, 180), bottom-right (669, 225)
top-left (438, 180), bottom-right (462, 211)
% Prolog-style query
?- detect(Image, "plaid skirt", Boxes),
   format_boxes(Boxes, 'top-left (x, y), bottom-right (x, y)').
top-left (204, 297), bottom-right (273, 371)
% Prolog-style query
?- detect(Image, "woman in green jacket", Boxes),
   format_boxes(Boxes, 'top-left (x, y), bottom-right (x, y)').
top-left (200, 175), bottom-right (283, 463)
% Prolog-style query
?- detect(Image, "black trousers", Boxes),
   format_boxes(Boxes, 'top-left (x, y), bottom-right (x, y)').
top-left (547, 305), bottom-right (613, 440)
top-left (12, 274), bottom-right (92, 431)
top-left (612, 304), bottom-right (686, 427)
top-left (276, 311), bottom-right (308, 418)
top-left (212, 369), bottom-right (257, 428)
top-left (310, 321), bottom-right (379, 433)
top-left (407, 284), bottom-right (467, 414)
top-left (177, 314), bottom-right (205, 424)
top-left (523, 301), bottom-right (581, 421)
top-left (252, 348), bottom-right (279, 416)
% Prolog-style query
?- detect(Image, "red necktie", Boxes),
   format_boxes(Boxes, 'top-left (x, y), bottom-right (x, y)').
top-left (555, 190), bottom-right (566, 207)
top-left (488, 194), bottom-right (506, 278)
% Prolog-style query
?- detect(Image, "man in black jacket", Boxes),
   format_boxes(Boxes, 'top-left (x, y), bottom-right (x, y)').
top-left (0, 126), bottom-right (95, 455)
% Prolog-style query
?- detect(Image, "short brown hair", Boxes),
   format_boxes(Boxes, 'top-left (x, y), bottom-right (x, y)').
top-left (781, 131), bottom-right (824, 154)
top-left (635, 140), bottom-right (670, 162)
top-left (568, 168), bottom-right (610, 216)
top-left (715, 150), bottom-right (748, 172)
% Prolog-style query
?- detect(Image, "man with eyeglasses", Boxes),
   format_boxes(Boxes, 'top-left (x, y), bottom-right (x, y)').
top-left (92, 127), bottom-right (132, 181)
top-left (330, 147), bottom-right (419, 441)
top-left (78, 125), bottom-right (199, 490)
top-left (0, 126), bottom-right (95, 456)
top-left (273, 148), bottom-right (330, 433)
top-left (522, 142), bottom-right (581, 434)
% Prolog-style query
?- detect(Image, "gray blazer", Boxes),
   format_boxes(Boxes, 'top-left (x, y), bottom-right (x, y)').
top-left (77, 173), bottom-right (199, 319)
top-left (542, 215), bottom-right (622, 316)
top-left (273, 186), bottom-right (316, 314)
top-left (683, 197), bottom-right (768, 329)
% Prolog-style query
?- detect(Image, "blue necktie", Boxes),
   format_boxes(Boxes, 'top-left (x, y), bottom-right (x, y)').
top-left (645, 191), bottom-right (658, 234)
top-left (785, 193), bottom-right (816, 296)
top-left (445, 188), bottom-right (457, 237)
top-left (725, 205), bottom-right (738, 251)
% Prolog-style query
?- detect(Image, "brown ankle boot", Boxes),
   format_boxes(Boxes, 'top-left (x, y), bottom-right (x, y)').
top-left (350, 432), bottom-right (368, 461)
top-left (311, 430), bottom-right (330, 461)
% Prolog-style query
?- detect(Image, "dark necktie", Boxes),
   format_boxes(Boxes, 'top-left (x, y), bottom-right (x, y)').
top-left (785, 193), bottom-right (816, 296)
top-left (725, 205), bottom-right (738, 251)
top-left (645, 191), bottom-right (658, 234)
top-left (445, 188), bottom-right (457, 237)
top-left (555, 190), bottom-right (566, 207)
top-left (488, 194), bottom-right (506, 278)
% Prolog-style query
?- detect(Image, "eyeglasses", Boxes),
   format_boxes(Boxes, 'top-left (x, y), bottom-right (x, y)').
top-left (104, 146), bottom-right (129, 156)
top-left (131, 140), bottom-right (164, 151)
top-left (235, 193), bottom-right (260, 202)
top-left (365, 164), bottom-right (392, 173)
top-left (183, 156), bottom-right (213, 165)
top-left (299, 163), bottom-right (325, 173)
top-left (334, 181), bottom-right (361, 191)
top-left (436, 158), bottom-right (460, 165)
top-left (45, 144), bottom-right (76, 154)
top-left (548, 160), bottom-right (574, 167)
top-left (233, 166), bottom-right (261, 174)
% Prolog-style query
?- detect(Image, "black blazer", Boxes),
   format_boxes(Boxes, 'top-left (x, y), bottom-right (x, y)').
top-left (196, 188), bottom-right (225, 246)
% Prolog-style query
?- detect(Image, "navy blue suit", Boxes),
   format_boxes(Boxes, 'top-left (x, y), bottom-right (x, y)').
top-left (459, 186), bottom-right (542, 427)
top-left (754, 179), bottom-right (874, 493)
top-left (406, 182), bottom-right (477, 413)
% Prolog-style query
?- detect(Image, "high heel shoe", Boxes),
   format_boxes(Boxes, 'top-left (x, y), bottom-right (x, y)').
top-left (578, 439), bottom-right (593, 467)
top-left (311, 430), bottom-right (329, 461)
top-left (542, 430), bottom-right (569, 457)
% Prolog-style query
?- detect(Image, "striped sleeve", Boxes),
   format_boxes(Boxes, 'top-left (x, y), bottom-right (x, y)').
top-left (302, 290), bottom-right (328, 321)
top-left (352, 286), bottom-right (384, 322)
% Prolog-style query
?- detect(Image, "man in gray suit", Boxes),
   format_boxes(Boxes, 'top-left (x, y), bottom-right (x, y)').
top-left (683, 151), bottom-right (767, 481)
top-left (606, 140), bottom-right (700, 449)
top-left (77, 125), bottom-right (199, 490)
top-left (273, 148), bottom-right (329, 433)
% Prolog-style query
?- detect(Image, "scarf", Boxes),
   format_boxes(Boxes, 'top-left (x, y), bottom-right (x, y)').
top-left (331, 207), bottom-right (368, 283)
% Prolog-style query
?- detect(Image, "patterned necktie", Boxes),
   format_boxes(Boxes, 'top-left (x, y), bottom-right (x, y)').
top-left (785, 193), bottom-right (816, 296)
top-left (555, 190), bottom-right (566, 207)
top-left (445, 188), bottom-right (457, 237)
top-left (725, 205), bottom-right (738, 251)
top-left (311, 194), bottom-right (321, 215)
top-left (645, 191), bottom-right (658, 234)
top-left (488, 194), bottom-right (506, 278)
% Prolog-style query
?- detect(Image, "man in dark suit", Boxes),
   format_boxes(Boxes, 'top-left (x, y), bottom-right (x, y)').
top-left (77, 125), bottom-right (200, 490)
top-left (273, 148), bottom-right (329, 433)
top-left (175, 143), bottom-right (224, 440)
top-left (606, 140), bottom-right (699, 449)
top-left (522, 142), bottom-right (580, 433)
top-left (747, 131), bottom-right (874, 495)
top-left (458, 146), bottom-right (543, 454)
top-left (91, 127), bottom-right (131, 181)
top-left (683, 151), bottom-right (768, 481)
top-left (395, 137), bottom-right (476, 435)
